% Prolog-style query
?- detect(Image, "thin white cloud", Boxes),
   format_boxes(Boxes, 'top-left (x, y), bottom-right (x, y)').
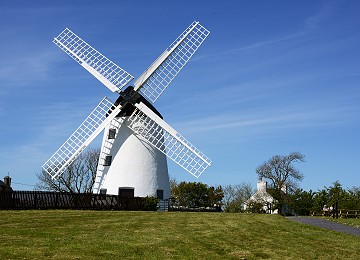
top-left (235, 31), bottom-right (306, 52)
top-left (0, 48), bottom-right (59, 87)
top-left (210, 2), bottom-right (337, 58)
top-left (171, 95), bottom-right (360, 143)
top-left (305, 2), bottom-right (335, 30)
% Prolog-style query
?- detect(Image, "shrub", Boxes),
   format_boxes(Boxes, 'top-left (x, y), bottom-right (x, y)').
top-left (143, 196), bottom-right (160, 211)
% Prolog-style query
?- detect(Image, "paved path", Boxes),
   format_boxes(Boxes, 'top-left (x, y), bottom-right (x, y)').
top-left (287, 217), bottom-right (360, 237)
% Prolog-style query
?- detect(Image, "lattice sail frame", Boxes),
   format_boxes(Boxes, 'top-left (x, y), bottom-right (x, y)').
top-left (93, 117), bottom-right (125, 193)
top-left (45, 21), bottom-right (212, 181)
top-left (134, 21), bottom-right (210, 103)
top-left (127, 102), bottom-right (211, 177)
top-left (42, 97), bottom-right (122, 179)
top-left (53, 28), bottom-right (134, 92)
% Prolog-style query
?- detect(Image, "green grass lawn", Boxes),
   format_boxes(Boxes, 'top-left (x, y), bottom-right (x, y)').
top-left (0, 211), bottom-right (359, 259)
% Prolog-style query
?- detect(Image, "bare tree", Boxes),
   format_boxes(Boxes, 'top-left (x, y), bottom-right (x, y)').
top-left (223, 182), bottom-right (254, 212)
top-left (256, 152), bottom-right (305, 192)
top-left (169, 176), bottom-right (178, 198)
top-left (256, 152), bottom-right (305, 214)
top-left (36, 147), bottom-right (100, 193)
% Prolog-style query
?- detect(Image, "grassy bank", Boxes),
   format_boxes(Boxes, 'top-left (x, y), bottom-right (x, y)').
top-left (0, 211), bottom-right (359, 259)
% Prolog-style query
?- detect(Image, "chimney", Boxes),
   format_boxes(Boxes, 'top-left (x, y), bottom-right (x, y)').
top-left (257, 178), bottom-right (267, 192)
top-left (4, 176), bottom-right (11, 187)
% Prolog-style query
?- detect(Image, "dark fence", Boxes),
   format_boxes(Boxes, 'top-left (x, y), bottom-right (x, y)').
top-left (0, 191), bottom-right (146, 210)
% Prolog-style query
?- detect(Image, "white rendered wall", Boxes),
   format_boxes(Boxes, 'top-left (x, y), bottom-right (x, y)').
top-left (244, 178), bottom-right (278, 214)
top-left (97, 117), bottom-right (170, 198)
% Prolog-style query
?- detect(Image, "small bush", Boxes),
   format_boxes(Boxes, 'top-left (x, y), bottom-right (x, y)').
top-left (143, 196), bottom-right (160, 211)
top-left (245, 201), bottom-right (266, 214)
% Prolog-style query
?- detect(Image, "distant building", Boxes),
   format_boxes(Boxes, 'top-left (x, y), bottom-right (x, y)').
top-left (0, 176), bottom-right (13, 192)
top-left (244, 178), bottom-right (278, 214)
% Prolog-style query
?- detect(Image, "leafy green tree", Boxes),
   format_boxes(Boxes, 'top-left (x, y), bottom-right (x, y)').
top-left (171, 181), bottom-right (223, 208)
top-left (312, 189), bottom-right (329, 213)
top-left (244, 201), bottom-right (266, 213)
top-left (208, 185), bottom-right (224, 207)
top-left (311, 182), bottom-right (360, 215)
top-left (325, 181), bottom-right (360, 210)
top-left (347, 186), bottom-right (360, 209)
top-left (287, 181), bottom-right (360, 216)
top-left (326, 181), bottom-right (345, 207)
top-left (289, 189), bottom-right (315, 216)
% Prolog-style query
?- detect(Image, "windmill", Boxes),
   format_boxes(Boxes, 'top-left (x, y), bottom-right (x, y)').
top-left (42, 21), bottom-right (211, 199)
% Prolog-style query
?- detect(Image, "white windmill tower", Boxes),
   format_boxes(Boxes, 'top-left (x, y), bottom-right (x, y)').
top-left (42, 21), bottom-right (211, 199)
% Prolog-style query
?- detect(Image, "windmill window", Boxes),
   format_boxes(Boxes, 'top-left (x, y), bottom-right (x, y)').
top-left (104, 156), bottom-right (112, 166)
top-left (108, 128), bottom-right (116, 139)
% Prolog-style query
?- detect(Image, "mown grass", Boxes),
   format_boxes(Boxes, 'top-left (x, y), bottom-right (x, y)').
top-left (0, 211), bottom-right (359, 259)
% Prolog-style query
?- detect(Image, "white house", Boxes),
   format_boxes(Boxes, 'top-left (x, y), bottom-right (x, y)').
top-left (244, 178), bottom-right (278, 214)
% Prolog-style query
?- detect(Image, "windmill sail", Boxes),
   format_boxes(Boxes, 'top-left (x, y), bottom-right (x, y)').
top-left (45, 21), bottom-right (212, 189)
top-left (93, 117), bottom-right (125, 193)
top-left (127, 102), bottom-right (211, 177)
top-left (133, 21), bottom-right (210, 103)
top-left (42, 97), bottom-right (122, 179)
top-left (53, 28), bottom-right (134, 92)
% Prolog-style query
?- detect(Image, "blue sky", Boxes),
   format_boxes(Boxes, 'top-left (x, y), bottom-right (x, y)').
top-left (1, 0), bottom-right (359, 192)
